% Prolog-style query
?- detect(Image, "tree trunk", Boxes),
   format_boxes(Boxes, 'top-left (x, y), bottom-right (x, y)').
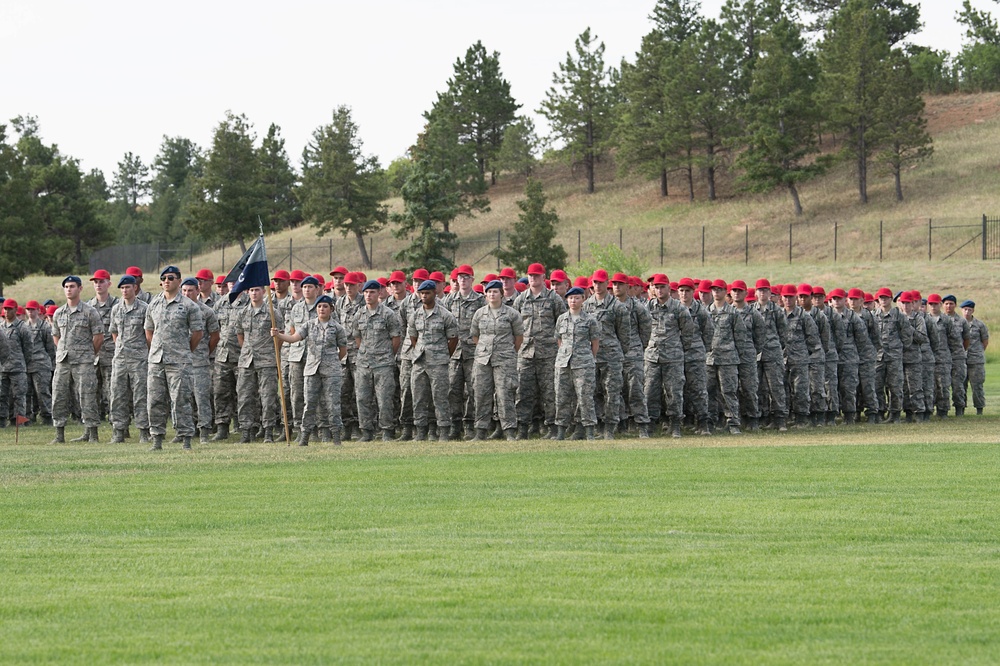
top-left (788, 182), bottom-right (803, 216)
top-left (239, 238), bottom-right (247, 253)
top-left (706, 143), bottom-right (716, 201)
top-left (354, 230), bottom-right (371, 269)
top-left (660, 168), bottom-right (668, 197)
top-left (893, 144), bottom-right (903, 202)
top-left (686, 147), bottom-right (694, 201)
top-left (586, 119), bottom-right (595, 194)
top-left (857, 121), bottom-right (868, 204)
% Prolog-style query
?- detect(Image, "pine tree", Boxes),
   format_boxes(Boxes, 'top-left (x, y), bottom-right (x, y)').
top-left (496, 116), bottom-right (540, 178)
top-left (391, 161), bottom-right (460, 272)
top-left (494, 180), bottom-right (567, 273)
top-left (257, 123), bottom-right (301, 230)
top-left (873, 50), bottom-right (933, 201)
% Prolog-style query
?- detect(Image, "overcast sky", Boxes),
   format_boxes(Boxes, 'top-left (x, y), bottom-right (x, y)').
top-left (0, 0), bottom-right (984, 181)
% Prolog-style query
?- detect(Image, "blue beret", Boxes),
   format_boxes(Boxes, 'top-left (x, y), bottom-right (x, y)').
top-left (180, 277), bottom-right (198, 287)
top-left (942, 294), bottom-right (956, 303)
top-left (43, 299), bottom-right (56, 306)
top-left (361, 279), bottom-right (382, 292)
top-left (300, 276), bottom-right (320, 287)
top-left (566, 286), bottom-right (585, 297)
top-left (315, 295), bottom-right (334, 307)
top-left (160, 265), bottom-right (181, 278)
top-left (417, 279), bottom-right (437, 292)
top-left (517, 276), bottom-right (529, 284)
top-left (62, 275), bottom-right (82, 287)
top-left (117, 275), bottom-right (137, 288)
top-left (484, 280), bottom-right (503, 292)
top-left (961, 300), bottom-right (975, 308)
top-left (892, 291), bottom-right (902, 303)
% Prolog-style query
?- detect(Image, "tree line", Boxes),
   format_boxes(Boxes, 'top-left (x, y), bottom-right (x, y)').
top-left (2, 0), bottom-right (996, 286)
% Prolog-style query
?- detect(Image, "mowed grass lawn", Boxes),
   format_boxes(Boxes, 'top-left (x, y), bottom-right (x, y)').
top-left (3, 396), bottom-right (1000, 664)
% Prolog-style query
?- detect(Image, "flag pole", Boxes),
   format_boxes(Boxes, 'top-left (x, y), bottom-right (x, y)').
top-left (258, 221), bottom-right (292, 446)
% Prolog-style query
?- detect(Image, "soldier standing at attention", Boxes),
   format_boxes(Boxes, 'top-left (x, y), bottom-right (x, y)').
top-left (195, 269), bottom-right (215, 307)
top-left (942, 294), bottom-right (971, 416)
top-left (513, 263), bottom-right (566, 440)
top-left (644, 274), bottom-right (697, 438)
top-left (23, 301), bottom-right (56, 426)
top-left (145, 266), bottom-right (203, 450)
top-left (900, 291), bottom-right (928, 423)
top-left (235, 285), bottom-right (283, 443)
top-left (50, 276), bottom-right (104, 443)
top-left (395, 270), bottom-right (424, 441)
top-left (730, 281), bottom-right (764, 431)
top-left (108, 275), bottom-right (150, 443)
top-left (612, 272), bottom-right (651, 437)
top-left (753, 279), bottom-right (788, 431)
top-left (962, 300), bottom-right (989, 415)
top-left (285, 273), bottom-right (317, 436)
top-left (677, 277), bottom-right (713, 435)
top-left (470, 280), bottom-right (524, 441)
top-left (848, 288), bottom-right (882, 424)
top-left (0, 300), bottom-right (32, 429)
top-left (829, 288), bottom-right (867, 425)
top-left (337, 272), bottom-right (364, 438)
top-left (812, 286), bottom-right (842, 426)
top-left (448, 267), bottom-right (486, 440)
top-left (330, 266), bottom-right (349, 301)
top-left (211, 281), bottom-right (244, 441)
top-left (925, 294), bottom-right (955, 418)
top-left (273, 294), bottom-right (348, 447)
top-left (583, 269), bottom-right (631, 440)
top-left (781, 284), bottom-right (822, 428)
top-left (553, 286), bottom-right (600, 440)
top-left (87, 269), bottom-right (119, 422)
top-left (797, 284), bottom-right (829, 427)
top-left (408, 279), bottom-right (459, 441)
top-left (874, 287), bottom-right (912, 424)
top-left (127, 267), bottom-right (153, 304)
top-left (181, 278), bottom-right (220, 442)
top-left (706, 280), bottom-right (747, 435)
top-left (352, 280), bottom-right (403, 441)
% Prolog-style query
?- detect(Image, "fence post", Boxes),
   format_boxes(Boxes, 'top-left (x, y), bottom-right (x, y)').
top-left (221, 245), bottom-right (225, 275)
top-left (497, 230), bottom-right (502, 271)
top-left (189, 243), bottom-right (194, 273)
top-left (984, 214), bottom-right (988, 261)
top-left (788, 224), bottom-right (792, 264)
top-left (834, 222), bottom-right (838, 263)
top-left (369, 237), bottom-right (374, 269)
top-left (928, 219), bottom-right (932, 261)
top-left (619, 227), bottom-right (623, 250)
top-left (660, 227), bottom-right (664, 266)
top-left (701, 226), bottom-right (705, 265)
top-left (289, 238), bottom-right (293, 270)
top-left (879, 221), bottom-right (883, 262)
top-left (745, 225), bottom-right (749, 265)
top-left (577, 230), bottom-right (581, 264)
top-left (329, 239), bottom-right (333, 269)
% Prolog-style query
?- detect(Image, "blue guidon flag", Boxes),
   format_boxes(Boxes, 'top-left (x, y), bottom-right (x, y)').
top-left (224, 235), bottom-right (270, 304)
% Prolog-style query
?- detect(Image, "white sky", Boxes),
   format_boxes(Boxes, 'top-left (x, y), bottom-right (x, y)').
top-left (0, 0), bottom-right (984, 181)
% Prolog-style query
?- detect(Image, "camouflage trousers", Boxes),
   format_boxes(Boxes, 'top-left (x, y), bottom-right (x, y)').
top-left (683, 359), bottom-right (708, 422)
top-left (398, 358), bottom-right (414, 427)
top-left (214, 358), bottom-right (239, 425)
top-left (934, 362), bottom-right (953, 414)
top-left (758, 360), bottom-right (787, 419)
top-left (96, 356), bottom-right (112, 418)
top-left (824, 360), bottom-right (839, 414)
top-left (237, 364), bottom-right (279, 430)
top-left (341, 359), bottom-right (358, 427)
top-left (785, 363), bottom-right (810, 418)
top-left (147, 362), bottom-right (194, 437)
top-left (280, 358), bottom-right (292, 428)
top-left (876, 357), bottom-right (904, 413)
top-left (836, 362), bottom-right (859, 415)
top-left (474, 360), bottom-right (517, 430)
top-left (411, 361), bottom-right (451, 428)
top-left (737, 360), bottom-right (759, 419)
top-left (28, 369), bottom-right (52, 420)
top-left (110, 358), bottom-right (148, 430)
top-left (620, 357), bottom-right (649, 425)
top-left (951, 360), bottom-right (968, 410)
top-left (356, 364), bottom-right (397, 433)
top-left (190, 363), bottom-right (213, 430)
top-left (707, 364), bottom-right (740, 428)
top-left (449, 356), bottom-right (476, 427)
top-left (555, 365), bottom-right (597, 427)
top-left (594, 360), bottom-right (624, 430)
top-left (53, 362), bottom-right (99, 428)
top-left (966, 363), bottom-right (986, 410)
top-left (644, 360), bottom-right (684, 422)
top-left (288, 359), bottom-right (306, 429)
top-left (857, 360), bottom-right (879, 415)
top-left (921, 360), bottom-right (935, 413)
top-left (0, 371), bottom-right (27, 422)
top-left (516, 355), bottom-right (557, 426)
top-left (809, 362), bottom-right (827, 414)
top-left (901, 362), bottom-right (924, 413)
top-left (302, 371), bottom-right (343, 431)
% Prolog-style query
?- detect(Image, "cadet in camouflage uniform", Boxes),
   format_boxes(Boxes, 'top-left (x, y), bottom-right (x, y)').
top-left (24, 301), bottom-right (56, 425)
top-left (706, 280), bottom-right (747, 435)
top-left (128, 267), bottom-right (153, 304)
top-left (848, 288), bottom-right (882, 423)
top-left (942, 295), bottom-right (971, 415)
top-left (828, 289), bottom-right (863, 424)
top-left (273, 294), bottom-right (348, 446)
top-left (554, 286), bottom-right (601, 440)
top-left (0, 300), bottom-right (32, 427)
top-left (913, 294), bottom-right (938, 421)
top-left (644, 274), bottom-right (698, 438)
top-left (146, 266), bottom-right (204, 450)
top-left (874, 287), bottom-right (912, 423)
top-left (408, 279), bottom-right (459, 441)
top-left (394, 270), bottom-right (425, 441)
top-left (448, 273), bottom-right (486, 439)
top-left (235, 285), bottom-right (283, 442)
top-left (287, 275), bottom-right (322, 435)
top-left (181, 278), bottom-right (220, 442)
top-left (513, 263), bottom-right (567, 440)
top-left (812, 287), bottom-right (842, 425)
top-left (583, 270), bottom-right (631, 439)
top-left (336, 273), bottom-right (364, 437)
top-left (924, 294), bottom-right (955, 417)
top-left (382, 271), bottom-right (409, 438)
top-left (962, 300), bottom-right (989, 414)
top-left (754, 280), bottom-right (788, 430)
top-left (677, 278), bottom-right (713, 434)
top-left (797, 285), bottom-right (829, 427)
top-left (781, 284), bottom-right (822, 427)
top-left (50, 276), bottom-right (105, 443)
top-left (612, 273), bottom-right (651, 436)
top-left (470, 280), bottom-right (524, 440)
top-left (108, 275), bottom-right (150, 443)
top-left (351, 280), bottom-right (403, 441)
top-left (899, 292), bottom-right (928, 422)
top-left (730, 281), bottom-right (764, 430)
top-left (212, 285), bottom-right (245, 440)
top-left (87, 270), bottom-right (119, 421)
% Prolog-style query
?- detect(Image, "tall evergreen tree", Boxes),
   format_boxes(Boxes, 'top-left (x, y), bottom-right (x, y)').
top-left (720, 0), bottom-right (785, 104)
top-left (300, 106), bottom-right (388, 269)
top-left (873, 50), bottom-right (933, 201)
top-left (539, 28), bottom-right (617, 194)
top-left (391, 160), bottom-right (461, 272)
top-left (0, 124), bottom-right (37, 292)
top-left (494, 179), bottom-right (567, 273)
top-left (800, 0), bottom-right (920, 45)
top-left (496, 116), bottom-right (540, 178)
top-left (257, 123), bottom-right (301, 229)
top-left (149, 136), bottom-right (202, 243)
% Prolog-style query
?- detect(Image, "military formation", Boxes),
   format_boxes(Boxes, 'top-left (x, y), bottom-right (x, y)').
top-left (0, 263), bottom-right (990, 449)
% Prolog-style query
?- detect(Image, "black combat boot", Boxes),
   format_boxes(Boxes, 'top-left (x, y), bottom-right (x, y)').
top-left (396, 425), bottom-right (413, 441)
top-left (555, 426), bottom-right (567, 441)
top-left (382, 429), bottom-right (394, 442)
top-left (182, 437), bottom-right (192, 450)
top-left (504, 428), bottom-right (517, 441)
top-left (150, 435), bottom-right (164, 451)
top-left (139, 428), bottom-right (151, 443)
top-left (51, 426), bottom-right (65, 444)
top-left (546, 424), bottom-right (559, 440)
top-left (517, 423), bottom-right (530, 440)
top-left (359, 430), bottom-right (374, 442)
top-left (473, 428), bottom-right (489, 441)
top-left (332, 428), bottom-right (343, 446)
top-left (110, 428), bottom-right (126, 444)
top-left (211, 423), bottom-right (230, 441)
top-left (413, 426), bottom-right (428, 441)
top-left (297, 430), bottom-right (310, 447)
top-left (585, 426), bottom-right (596, 440)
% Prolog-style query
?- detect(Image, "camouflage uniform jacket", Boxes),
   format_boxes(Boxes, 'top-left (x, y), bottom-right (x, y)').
top-left (296, 318), bottom-right (349, 377)
top-left (108, 298), bottom-right (150, 362)
top-left (235, 302), bottom-right (281, 369)
top-left (145, 292), bottom-right (203, 365)
top-left (903, 312), bottom-right (928, 365)
top-left (919, 313), bottom-right (938, 364)
top-left (783, 306), bottom-right (822, 365)
top-left (582, 292), bottom-right (630, 364)
top-left (819, 305), bottom-right (842, 364)
top-left (52, 301), bottom-right (104, 365)
top-left (706, 302), bottom-right (746, 366)
top-left (834, 308), bottom-right (869, 365)
top-left (191, 300), bottom-right (220, 368)
top-left (755, 301), bottom-right (787, 364)
top-left (856, 308), bottom-right (881, 363)
top-left (621, 296), bottom-right (652, 361)
top-left (875, 307), bottom-right (913, 361)
top-left (471, 304), bottom-right (524, 366)
top-left (336, 293), bottom-right (364, 362)
top-left (287, 298), bottom-right (319, 363)
top-left (25, 318), bottom-right (56, 372)
top-left (352, 303), bottom-right (403, 369)
top-left (408, 303), bottom-right (459, 366)
top-left (86, 295), bottom-right (119, 361)
top-left (926, 314), bottom-right (954, 364)
top-left (514, 288), bottom-right (566, 360)
top-left (807, 308), bottom-right (834, 364)
top-left (555, 311), bottom-right (600, 369)
top-left (734, 303), bottom-right (766, 364)
top-left (213, 295), bottom-right (244, 364)
top-left (135, 289), bottom-right (153, 305)
top-left (683, 300), bottom-right (713, 364)
top-left (967, 317), bottom-right (989, 364)
top-left (447, 291), bottom-right (486, 361)
top-left (644, 297), bottom-right (698, 365)
top-left (946, 313), bottom-right (971, 362)
top-left (396, 292), bottom-right (422, 361)
top-left (1, 318), bottom-right (31, 372)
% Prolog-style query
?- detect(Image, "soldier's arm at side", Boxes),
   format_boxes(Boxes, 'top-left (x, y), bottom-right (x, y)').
top-left (208, 330), bottom-right (220, 353)
top-left (189, 330), bottom-right (203, 352)
top-left (513, 335), bottom-right (523, 353)
top-left (93, 334), bottom-right (103, 355)
top-left (391, 335), bottom-right (401, 356)
top-left (591, 339), bottom-right (600, 357)
top-left (448, 336), bottom-right (458, 356)
top-left (237, 333), bottom-right (245, 348)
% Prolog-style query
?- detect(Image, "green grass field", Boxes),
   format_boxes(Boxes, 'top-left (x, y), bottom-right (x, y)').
top-left (3, 372), bottom-right (999, 664)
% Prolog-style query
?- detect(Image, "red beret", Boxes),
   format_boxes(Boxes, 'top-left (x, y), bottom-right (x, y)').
top-left (730, 279), bottom-right (748, 291)
top-left (412, 268), bottom-right (430, 281)
top-left (755, 278), bottom-right (771, 290)
top-left (273, 270), bottom-right (291, 281)
top-left (527, 263), bottom-right (546, 276)
top-left (389, 270), bottom-right (407, 284)
top-left (90, 270), bottom-right (111, 281)
top-left (196, 268), bottom-right (215, 281)
top-left (549, 269), bottom-right (568, 283)
top-left (847, 288), bottom-right (864, 299)
top-left (499, 267), bottom-right (517, 279)
top-left (591, 269), bottom-right (609, 283)
top-left (330, 266), bottom-right (349, 276)
top-left (611, 272), bottom-right (629, 284)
